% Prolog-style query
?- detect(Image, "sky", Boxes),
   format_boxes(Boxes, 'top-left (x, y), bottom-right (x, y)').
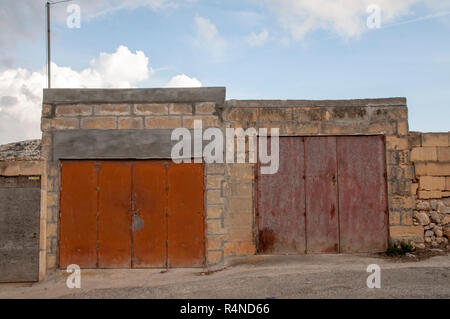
top-left (0, 0), bottom-right (449, 144)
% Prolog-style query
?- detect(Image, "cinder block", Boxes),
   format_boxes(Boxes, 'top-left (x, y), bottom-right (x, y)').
top-left (226, 226), bottom-right (254, 242)
top-left (226, 212), bottom-right (253, 226)
top-left (410, 147), bottom-right (437, 162)
top-left (207, 251), bottom-right (223, 265)
top-left (332, 107), bottom-right (367, 120)
top-left (52, 118), bottom-right (79, 130)
top-left (428, 162), bottom-right (450, 175)
top-left (47, 254), bottom-right (56, 269)
top-left (437, 147), bottom-right (450, 162)
top-left (207, 219), bottom-right (224, 235)
top-left (414, 163), bottom-right (427, 176)
top-left (41, 118), bottom-right (51, 132)
top-left (207, 175), bottom-right (224, 189)
top-left (207, 205), bottom-right (224, 219)
top-left (228, 197), bottom-right (253, 213)
top-left (195, 102), bottom-right (216, 114)
top-left (401, 211), bottom-right (413, 226)
top-left (229, 183), bottom-right (252, 197)
top-left (145, 116), bottom-right (181, 129)
top-left (228, 165), bottom-right (254, 180)
top-left (81, 117), bottom-right (116, 129)
top-left (390, 196), bottom-right (415, 210)
top-left (359, 121), bottom-right (396, 135)
top-left (134, 104), bottom-right (168, 115)
top-left (385, 136), bottom-right (409, 151)
top-left (224, 242), bottom-right (255, 256)
top-left (207, 164), bottom-right (225, 175)
top-left (422, 133), bottom-right (448, 147)
top-left (207, 236), bottom-right (224, 250)
top-left (389, 225), bottom-right (423, 243)
top-left (294, 107), bottom-right (328, 122)
top-left (169, 103), bottom-right (193, 115)
top-left (419, 176), bottom-right (446, 191)
top-left (56, 105), bottom-right (92, 117)
top-left (94, 104), bottom-right (130, 116)
top-left (388, 179), bottom-right (411, 196)
top-left (226, 108), bottom-right (258, 122)
top-left (397, 120), bottom-right (409, 136)
top-left (418, 190), bottom-right (442, 199)
top-left (183, 116), bottom-right (218, 129)
top-left (42, 104), bottom-right (52, 117)
top-left (415, 162), bottom-right (450, 176)
top-left (320, 122), bottom-right (358, 135)
top-left (389, 211), bottom-right (400, 225)
top-left (46, 223), bottom-right (58, 238)
top-left (41, 133), bottom-right (52, 146)
top-left (408, 132), bottom-right (422, 148)
top-left (118, 117), bottom-right (143, 129)
top-left (258, 108), bottom-right (292, 122)
top-left (207, 189), bottom-right (224, 204)
top-left (47, 192), bottom-right (59, 207)
top-left (282, 123), bottom-right (320, 135)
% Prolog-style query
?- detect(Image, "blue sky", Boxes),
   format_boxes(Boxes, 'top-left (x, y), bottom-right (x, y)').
top-left (0, 0), bottom-right (449, 143)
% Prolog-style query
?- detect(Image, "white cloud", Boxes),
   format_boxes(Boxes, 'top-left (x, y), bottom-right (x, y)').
top-left (165, 74), bottom-right (202, 88)
top-left (194, 16), bottom-right (227, 60)
top-left (246, 29), bottom-right (269, 46)
top-left (0, 46), bottom-right (152, 144)
top-left (259, 0), bottom-right (450, 40)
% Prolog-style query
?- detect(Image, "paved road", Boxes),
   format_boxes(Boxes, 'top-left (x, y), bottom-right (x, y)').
top-left (1, 254), bottom-right (449, 299)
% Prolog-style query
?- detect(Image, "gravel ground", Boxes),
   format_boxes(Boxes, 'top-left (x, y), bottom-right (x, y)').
top-left (1, 253), bottom-right (449, 299)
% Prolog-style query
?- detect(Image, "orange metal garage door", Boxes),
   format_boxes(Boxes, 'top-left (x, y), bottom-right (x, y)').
top-left (59, 161), bottom-right (205, 269)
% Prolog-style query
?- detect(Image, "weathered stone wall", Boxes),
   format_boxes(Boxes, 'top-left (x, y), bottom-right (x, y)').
top-left (40, 88), bottom-right (414, 278)
top-left (409, 132), bottom-right (450, 249)
top-left (0, 140), bottom-right (44, 280)
top-left (219, 99), bottom-right (416, 258)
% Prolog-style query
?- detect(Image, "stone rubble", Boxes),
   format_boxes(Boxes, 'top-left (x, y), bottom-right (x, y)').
top-left (413, 198), bottom-right (450, 249)
top-left (0, 139), bottom-right (42, 161)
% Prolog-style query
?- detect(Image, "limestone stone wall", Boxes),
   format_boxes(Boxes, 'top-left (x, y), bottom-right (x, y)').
top-left (409, 132), bottom-right (450, 249)
top-left (40, 88), bottom-right (414, 279)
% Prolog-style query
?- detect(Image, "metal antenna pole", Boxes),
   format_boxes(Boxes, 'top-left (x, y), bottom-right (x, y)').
top-left (46, 1), bottom-right (51, 89)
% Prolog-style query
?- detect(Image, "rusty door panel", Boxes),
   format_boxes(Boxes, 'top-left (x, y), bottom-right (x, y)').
top-left (60, 162), bottom-right (98, 268)
top-left (167, 163), bottom-right (205, 267)
top-left (257, 137), bottom-right (306, 254)
top-left (337, 136), bottom-right (388, 253)
top-left (98, 162), bottom-right (132, 268)
top-left (132, 161), bottom-right (167, 268)
top-left (304, 137), bottom-right (339, 253)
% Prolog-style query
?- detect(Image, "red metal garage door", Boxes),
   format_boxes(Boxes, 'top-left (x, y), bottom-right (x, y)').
top-left (257, 136), bottom-right (387, 254)
top-left (337, 136), bottom-right (388, 253)
top-left (59, 161), bottom-right (205, 269)
top-left (304, 137), bottom-right (339, 253)
top-left (257, 137), bottom-right (306, 254)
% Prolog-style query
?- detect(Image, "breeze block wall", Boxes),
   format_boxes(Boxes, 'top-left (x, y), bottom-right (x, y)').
top-left (409, 132), bottom-right (450, 249)
top-left (40, 88), bottom-right (415, 278)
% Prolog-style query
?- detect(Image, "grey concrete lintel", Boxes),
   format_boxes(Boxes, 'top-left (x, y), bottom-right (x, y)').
top-left (44, 87), bottom-right (226, 105)
top-left (225, 97), bottom-right (407, 108)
